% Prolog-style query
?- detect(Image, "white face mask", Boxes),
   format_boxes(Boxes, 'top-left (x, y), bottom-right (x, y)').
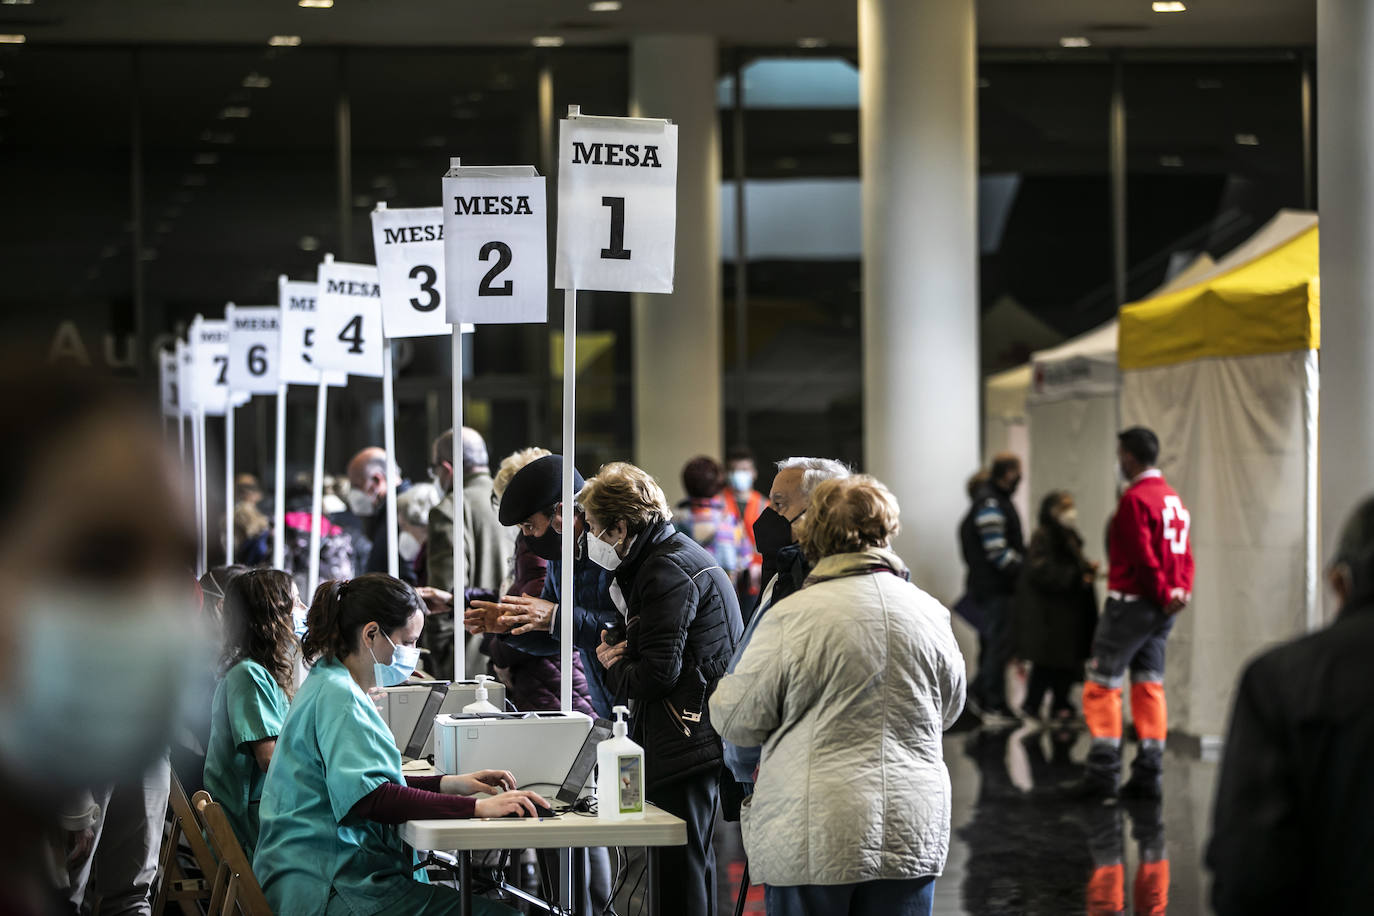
top-left (0, 585), bottom-right (210, 795)
top-left (347, 487), bottom-right (377, 518)
top-left (587, 528), bottom-right (624, 571)
top-left (1055, 508), bottom-right (1079, 527)
top-left (728, 469), bottom-right (755, 494)
top-left (292, 601), bottom-right (309, 639)
top-left (398, 530), bottom-right (423, 563)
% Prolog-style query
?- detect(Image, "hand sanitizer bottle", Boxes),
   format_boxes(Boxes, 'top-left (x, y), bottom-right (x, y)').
top-left (597, 705), bottom-right (645, 820)
top-left (462, 675), bottom-right (502, 714)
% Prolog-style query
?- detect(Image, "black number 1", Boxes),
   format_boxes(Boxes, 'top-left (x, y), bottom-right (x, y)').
top-left (600, 196), bottom-right (631, 260)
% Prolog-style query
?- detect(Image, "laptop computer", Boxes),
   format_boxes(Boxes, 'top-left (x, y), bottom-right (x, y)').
top-left (555, 718), bottom-right (614, 809)
top-left (401, 682), bottom-right (450, 764)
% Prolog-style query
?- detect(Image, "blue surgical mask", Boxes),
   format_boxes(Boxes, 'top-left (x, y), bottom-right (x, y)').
top-left (0, 585), bottom-right (210, 795)
top-left (370, 630), bottom-right (420, 687)
top-left (728, 469), bottom-right (755, 494)
top-left (292, 602), bottom-right (309, 639)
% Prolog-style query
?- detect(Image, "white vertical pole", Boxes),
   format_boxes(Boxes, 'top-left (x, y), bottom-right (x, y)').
top-left (382, 341), bottom-right (400, 579)
top-left (194, 406), bottom-right (208, 577)
top-left (452, 329), bottom-right (466, 682)
top-left (560, 287), bottom-right (576, 715)
top-left (225, 396), bottom-right (236, 563)
top-left (179, 410), bottom-right (187, 466)
top-left (308, 379), bottom-right (329, 596)
top-left (273, 382), bottom-right (288, 570)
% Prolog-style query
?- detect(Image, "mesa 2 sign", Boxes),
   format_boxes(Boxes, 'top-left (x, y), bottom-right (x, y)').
top-left (441, 164), bottom-right (547, 325)
top-left (555, 112), bottom-right (678, 294)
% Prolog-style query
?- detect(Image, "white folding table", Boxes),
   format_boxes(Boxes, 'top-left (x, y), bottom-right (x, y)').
top-left (401, 803), bottom-right (686, 916)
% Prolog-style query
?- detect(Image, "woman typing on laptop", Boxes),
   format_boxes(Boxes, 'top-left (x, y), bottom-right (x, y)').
top-left (254, 573), bottom-right (544, 916)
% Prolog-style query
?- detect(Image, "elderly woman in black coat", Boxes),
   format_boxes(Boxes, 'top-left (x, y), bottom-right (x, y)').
top-left (582, 461), bottom-right (743, 916)
top-left (1015, 490), bottom-right (1099, 723)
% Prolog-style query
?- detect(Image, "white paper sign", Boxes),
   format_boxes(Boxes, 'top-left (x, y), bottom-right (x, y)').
top-left (278, 278), bottom-right (348, 387)
top-left (555, 114), bottom-right (678, 293)
top-left (176, 339), bottom-right (193, 414)
top-left (315, 260), bottom-right (385, 378)
top-left (370, 205), bottom-right (454, 339)
top-left (226, 305), bottom-right (281, 394)
top-left (442, 166), bottom-right (548, 324)
top-left (159, 349), bottom-right (179, 417)
top-left (189, 316), bottom-right (230, 417)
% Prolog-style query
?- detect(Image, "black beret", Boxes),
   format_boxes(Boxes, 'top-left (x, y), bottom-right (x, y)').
top-left (498, 455), bottom-right (585, 526)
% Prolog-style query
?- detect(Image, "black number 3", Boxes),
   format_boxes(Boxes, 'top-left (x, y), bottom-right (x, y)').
top-left (478, 242), bottom-right (513, 297)
top-left (409, 264), bottom-right (439, 312)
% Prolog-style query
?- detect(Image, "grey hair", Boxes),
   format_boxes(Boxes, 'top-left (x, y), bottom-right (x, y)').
top-left (397, 482), bottom-right (443, 527)
top-left (776, 456), bottom-right (851, 500)
top-left (461, 427), bottom-right (489, 474)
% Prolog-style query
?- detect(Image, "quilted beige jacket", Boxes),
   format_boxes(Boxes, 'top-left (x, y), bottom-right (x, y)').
top-left (710, 548), bottom-right (966, 887)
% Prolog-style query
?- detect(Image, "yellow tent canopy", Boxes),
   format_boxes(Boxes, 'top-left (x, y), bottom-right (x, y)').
top-left (1118, 224), bottom-right (1319, 371)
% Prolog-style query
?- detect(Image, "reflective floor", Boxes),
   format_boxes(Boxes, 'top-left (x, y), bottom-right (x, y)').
top-left (713, 720), bottom-right (1219, 916)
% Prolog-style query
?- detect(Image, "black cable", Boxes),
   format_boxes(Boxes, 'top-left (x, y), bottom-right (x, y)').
top-left (602, 844), bottom-right (627, 916)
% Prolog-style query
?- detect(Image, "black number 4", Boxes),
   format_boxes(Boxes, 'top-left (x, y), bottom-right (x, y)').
top-left (478, 242), bottom-right (513, 297)
top-left (600, 196), bottom-right (631, 260)
top-left (338, 315), bottom-right (364, 355)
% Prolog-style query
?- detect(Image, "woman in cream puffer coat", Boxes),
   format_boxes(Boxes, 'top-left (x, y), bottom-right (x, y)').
top-left (710, 474), bottom-right (966, 916)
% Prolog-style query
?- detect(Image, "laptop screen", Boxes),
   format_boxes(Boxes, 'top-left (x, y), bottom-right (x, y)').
top-left (403, 683), bottom-right (450, 760)
top-left (557, 718), bottom-right (613, 806)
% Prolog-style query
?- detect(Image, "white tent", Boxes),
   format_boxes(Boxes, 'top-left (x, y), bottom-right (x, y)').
top-left (1118, 209), bottom-right (1319, 741)
top-left (1024, 255), bottom-right (1218, 579)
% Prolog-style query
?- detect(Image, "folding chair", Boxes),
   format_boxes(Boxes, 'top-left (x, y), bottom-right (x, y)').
top-left (152, 771), bottom-right (220, 916)
top-left (192, 790), bottom-right (273, 916)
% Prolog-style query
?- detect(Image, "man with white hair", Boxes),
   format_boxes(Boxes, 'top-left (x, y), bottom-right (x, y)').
top-left (426, 427), bottom-right (514, 677)
top-left (722, 456), bottom-right (850, 789)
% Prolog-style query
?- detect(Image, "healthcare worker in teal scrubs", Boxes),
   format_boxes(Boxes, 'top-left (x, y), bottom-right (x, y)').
top-left (255, 573), bottom-right (546, 916)
top-left (203, 568), bottom-right (299, 858)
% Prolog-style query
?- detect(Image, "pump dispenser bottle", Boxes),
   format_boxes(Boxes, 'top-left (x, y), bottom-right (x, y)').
top-left (462, 675), bottom-right (502, 714)
top-left (596, 705), bottom-right (645, 820)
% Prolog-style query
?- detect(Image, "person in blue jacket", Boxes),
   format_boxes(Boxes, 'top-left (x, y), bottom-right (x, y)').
top-left (468, 455), bottom-right (621, 718)
top-left (254, 573), bottom-right (543, 916)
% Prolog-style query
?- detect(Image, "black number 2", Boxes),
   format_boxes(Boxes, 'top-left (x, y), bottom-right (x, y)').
top-left (409, 264), bottom-right (440, 312)
top-left (478, 242), bottom-right (513, 297)
top-left (338, 315), bottom-right (364, 355)
top-left (600, 196), bottom-right (631, 260)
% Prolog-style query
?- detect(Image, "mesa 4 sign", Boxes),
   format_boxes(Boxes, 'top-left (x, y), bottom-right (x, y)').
top-left (555, 114), bottom-right (678, 294)
top-left (314, 260), bottom-right (385, 379)
top-left (441, 165), bottom-right (548, 325)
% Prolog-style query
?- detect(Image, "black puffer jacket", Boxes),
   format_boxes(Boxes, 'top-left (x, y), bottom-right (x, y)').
top-left (605, 522), bottom-right (743, 791)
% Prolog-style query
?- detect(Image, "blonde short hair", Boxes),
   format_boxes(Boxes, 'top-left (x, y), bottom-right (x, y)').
top-left (797, 474), bottom-right (901, 564)
top-left (577, 461), bottom-right (672, 536)
top-left (492, 447), bottom-right (553, 501)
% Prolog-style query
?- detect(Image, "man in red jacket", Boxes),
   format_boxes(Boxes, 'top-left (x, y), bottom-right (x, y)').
top-left (1074, 427), bottom-right (1194, 801)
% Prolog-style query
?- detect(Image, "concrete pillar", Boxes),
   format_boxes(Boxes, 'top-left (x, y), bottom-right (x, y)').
top-left (1318, 0), bottom-right (1374, 616)
top-left (860, 0), bottom-right (980, 601)
top-left (630, 35), bottom-right (723, 501)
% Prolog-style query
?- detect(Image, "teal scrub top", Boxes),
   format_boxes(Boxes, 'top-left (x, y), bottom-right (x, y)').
top-left (202, 659), bottom-right (290, 859)
top-left (254, 658), bottom-right (426, 916)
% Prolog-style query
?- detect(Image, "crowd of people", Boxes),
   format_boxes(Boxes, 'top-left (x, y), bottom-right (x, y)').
top-left (6, 361), bottom-right (1374, 916)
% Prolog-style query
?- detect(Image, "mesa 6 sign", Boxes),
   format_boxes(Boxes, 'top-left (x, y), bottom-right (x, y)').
top-left (442, 165), bottom-right (547, 325)
top-left (555, 112), bottom-right (678, 294)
